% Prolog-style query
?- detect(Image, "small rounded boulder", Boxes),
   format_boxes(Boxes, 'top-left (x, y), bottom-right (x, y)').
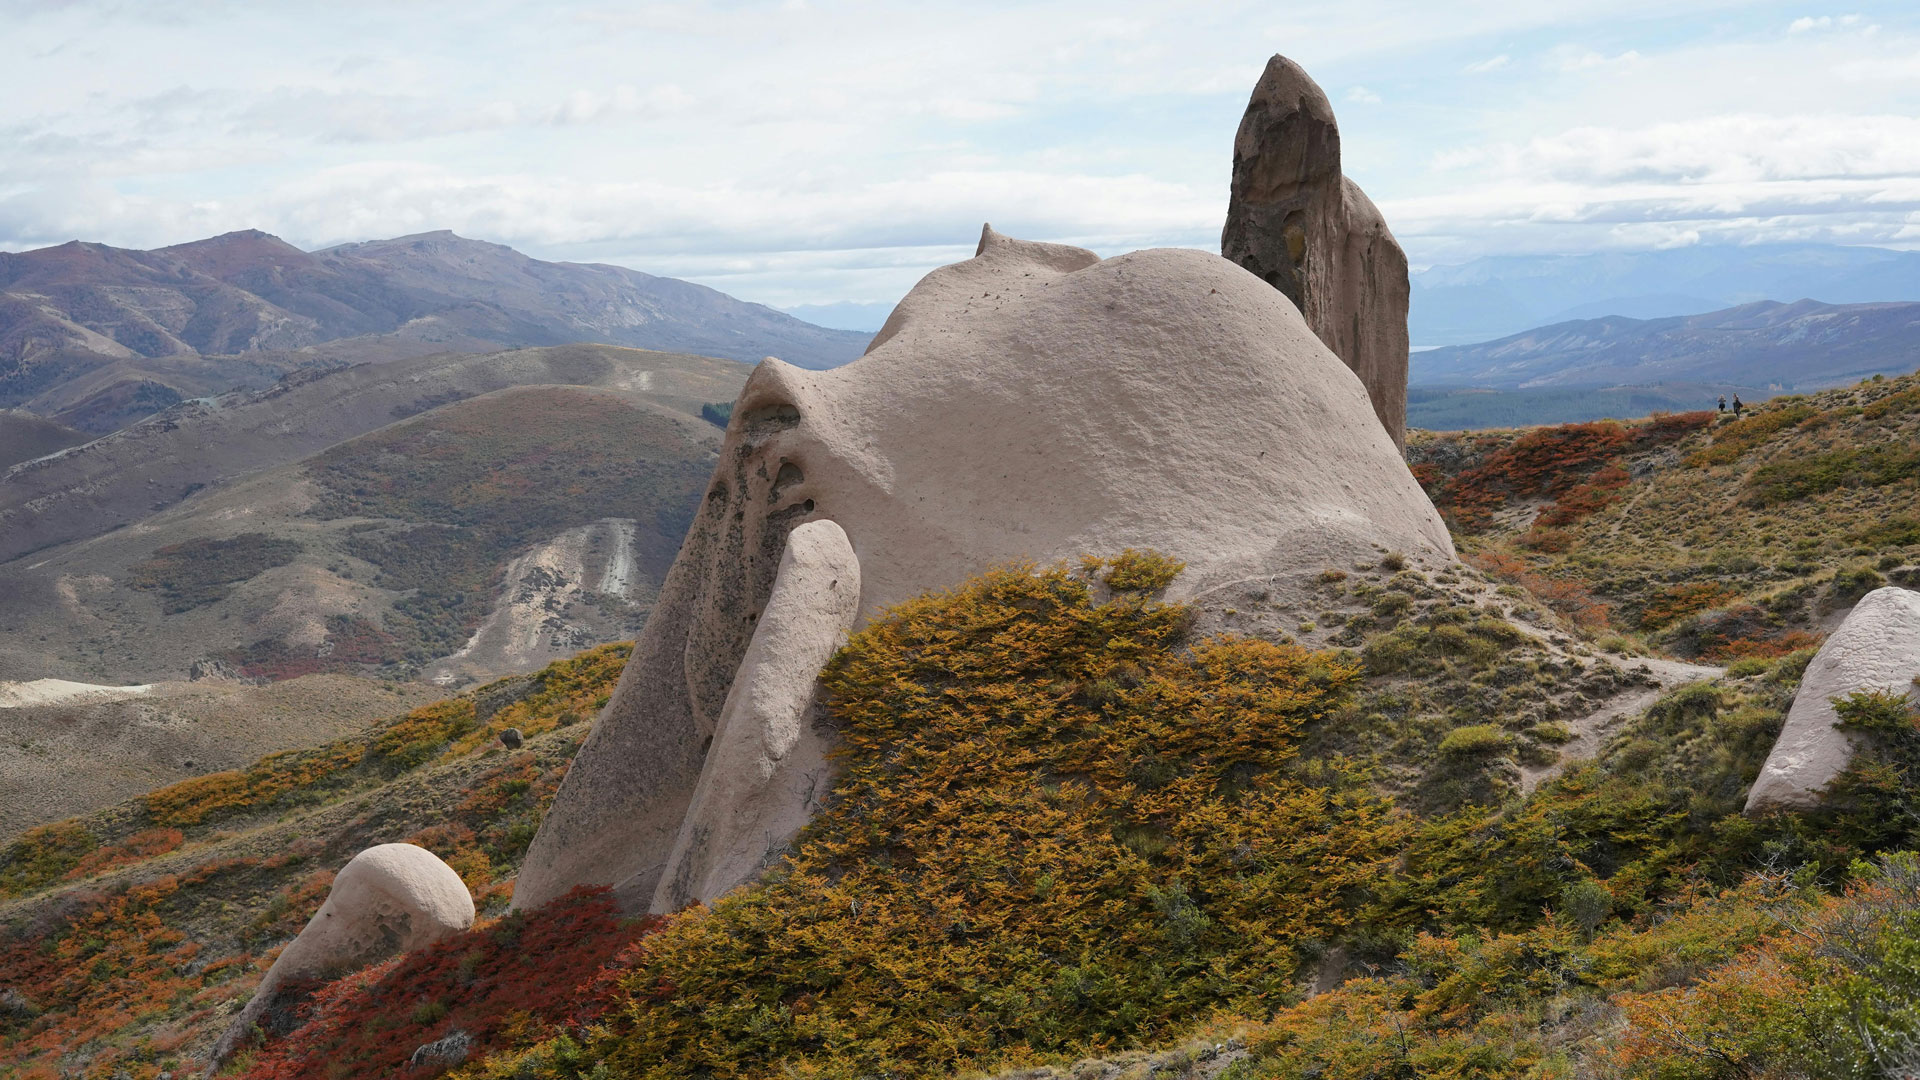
top-left (208, 843), bottom-right (474, 1071)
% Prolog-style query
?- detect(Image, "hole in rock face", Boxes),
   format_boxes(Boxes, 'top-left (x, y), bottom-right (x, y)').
top-left (802, 499), bottom-right (815, 512)
top-left (741, 403), bottom-right (802, 433)
top-left (770, 461), bottom-right (805, 502)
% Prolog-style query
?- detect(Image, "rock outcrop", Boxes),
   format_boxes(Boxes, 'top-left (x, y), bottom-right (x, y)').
top-left (650, 519), bottom-right (860, 911)
top-left (1222, 54), bottom-right (1411, 448)
top-left (209, 844), bottom-right (474, 1070)
top-left (510, 226), bottom-right (1455, 914)
top-left (1747, 586), bottom-right (1920, 812)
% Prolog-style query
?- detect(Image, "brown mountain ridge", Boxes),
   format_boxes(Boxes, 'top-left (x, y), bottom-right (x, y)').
top-left (0, 229), bottom-right (868, 432)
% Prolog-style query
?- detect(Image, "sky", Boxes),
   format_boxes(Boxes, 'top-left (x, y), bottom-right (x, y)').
top-left (5, 0), bottom-right (1920, 322)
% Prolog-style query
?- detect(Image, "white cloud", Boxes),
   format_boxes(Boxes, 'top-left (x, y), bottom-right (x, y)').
top-left (1554, 47), bottom-right (1646, 72)
top-left (1791, 14), bottom-right (1863, 33)
top-left (3, 0), bottom-right (1920, 303)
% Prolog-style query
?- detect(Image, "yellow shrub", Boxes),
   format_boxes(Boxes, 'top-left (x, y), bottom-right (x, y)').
top-left (565, 557), bottom-right (1402, 1080)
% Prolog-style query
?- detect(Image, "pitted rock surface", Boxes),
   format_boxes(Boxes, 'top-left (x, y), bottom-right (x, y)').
top-left (512, 225), bottom-right (1454, 913)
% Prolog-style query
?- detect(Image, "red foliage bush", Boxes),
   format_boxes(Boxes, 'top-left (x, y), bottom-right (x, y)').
top-left (1471, 550), bottom-right (1614, 630)
top-left (1428, 413), bottom-right (1708, 534)
top-left (62, 828), bottom-right (185, 880)
top-left (1634, 410), bottom-right (1715, 445)
top-left (236, 886), bottom-right (658, 1080)
top-left (1436, 422), bottom-right (1630, 531)
top-left (1639, 583), bottom-right (1742, 631)
top-left (1710, 631), bottom-right (1826, 662)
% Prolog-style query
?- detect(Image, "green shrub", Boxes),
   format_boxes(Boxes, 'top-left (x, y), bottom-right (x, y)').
top-left (126, 533), bottom-right (302, 613)
top-left (1438, 724), bottom-right (1510, 759)
top-left (1527, 722), bottom-right (1575, 745)
top-left (1746, 443), bottom-right (1920, 506)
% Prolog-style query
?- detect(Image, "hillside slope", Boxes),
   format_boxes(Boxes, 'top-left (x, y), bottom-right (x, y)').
top-left (0, 343), bottom-right (745, 565)
top-left (0, 674), bottom-right (444, 835)
top-left (1408, 368), bottom-right (1920, 662)
top-left (0, 379), bottom-right (729, 689)
top-left (2, 547), bottom-right (1915, 1079)
top-left (0, 409), bottom-right (86, 470)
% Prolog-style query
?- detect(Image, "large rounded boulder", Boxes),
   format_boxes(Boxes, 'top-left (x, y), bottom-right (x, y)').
top-left (512, 226), bottom-right (1455, 913)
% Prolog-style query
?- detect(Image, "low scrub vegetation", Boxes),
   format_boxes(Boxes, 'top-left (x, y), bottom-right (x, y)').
top-left (6, 508), bottom-right (1920, 1077)
top-left (232, 887), bottom-right (659, 1080)
top-left (126, 533), bottom-right (302, 613)
top-left (1410, 369), bottom-right (1920, 656)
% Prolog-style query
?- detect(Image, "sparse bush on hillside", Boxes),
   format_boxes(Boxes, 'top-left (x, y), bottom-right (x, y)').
top-left (0, 820), bottom-right (97, 897)
top-left (298, 389), bottom-right (712, 671)
top-left (1745, 443), bottom-right (1920, 506)
top-left (1436, 724), bottom-right (1509, 760)
top-left (126, 533), bottom-right (302, 613)
top-left (1412, 373), bottom-right (1920, 657)
top-left (1685, 403), bottom-right (1819, 467)
top-left (700, 401), bottom-right (733, 427)
top-left (0, 645), bottom-right (631, 1078)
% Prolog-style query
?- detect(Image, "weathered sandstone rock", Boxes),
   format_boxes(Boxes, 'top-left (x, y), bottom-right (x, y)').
top-left (1222, 54), bottom-right (1411, 448)
top-left (1747, 586), bottom-right (1920, 812)
top-left (209, 844), bottom-right (473, 1070)
top-left (649, 518), bottom-right (860, 911)
top-left (511, 225), bottom-right (1455, 913)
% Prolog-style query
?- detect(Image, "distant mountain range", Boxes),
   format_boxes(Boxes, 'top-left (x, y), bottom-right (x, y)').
top-left (0, 229), bottom-right (869, 431)
top-left (1411, 298), bottom-right (1920, 391)
top-left (1410, 242), bottom-right (1920, 346)
top-left (1405, 297), bottom-right (1920, 430)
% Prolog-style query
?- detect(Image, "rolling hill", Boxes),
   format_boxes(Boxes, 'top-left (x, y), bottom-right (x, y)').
top-left (0, 409), bottom-right (86, 470)
top-left (0, 345), bottom-right (747, 689)
top-left (0, 343), bottom-right (745, 565)
top-left (0, 229), bottom-right (868, 432)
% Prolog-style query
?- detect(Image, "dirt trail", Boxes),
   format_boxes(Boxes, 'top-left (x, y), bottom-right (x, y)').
top-left (1519, 655), bottom-right (1722, 794)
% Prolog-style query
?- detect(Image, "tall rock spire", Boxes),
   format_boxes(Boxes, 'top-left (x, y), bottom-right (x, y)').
top-left (1223, 54), bottom-right (1411, 448)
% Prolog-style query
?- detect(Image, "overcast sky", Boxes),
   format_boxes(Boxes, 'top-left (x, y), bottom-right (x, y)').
top-left (5, 0), bottom-right (1920, 316)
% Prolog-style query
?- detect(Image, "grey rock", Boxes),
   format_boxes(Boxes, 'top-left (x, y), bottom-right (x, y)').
top-left (511, 227), bottom-right (1452, 914)
top-left (1222, 54), bottom-right (1411, 448)
top-left (410, 1028), bottom-right (473, 1067)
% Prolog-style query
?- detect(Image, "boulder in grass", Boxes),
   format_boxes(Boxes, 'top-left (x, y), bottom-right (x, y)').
top-left (1746, 586), bottom-right (1920, 812)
